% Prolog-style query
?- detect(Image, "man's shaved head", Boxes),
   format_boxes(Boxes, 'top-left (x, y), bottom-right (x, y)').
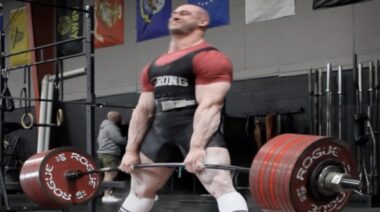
top-left (177, 4), bottom-right (209, 25)
top-left (169, 4), bottom-right (210, 34)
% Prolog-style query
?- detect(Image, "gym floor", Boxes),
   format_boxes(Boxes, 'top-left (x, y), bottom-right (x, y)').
top-left (5, 188), bottom-right (379, 212)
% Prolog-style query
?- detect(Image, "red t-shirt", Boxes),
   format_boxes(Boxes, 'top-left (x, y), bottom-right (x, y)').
top-left (140, 42), bottom-right (232, 92)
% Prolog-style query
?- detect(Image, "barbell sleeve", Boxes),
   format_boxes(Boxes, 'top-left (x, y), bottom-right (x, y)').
top-left (340, 178), bottom-right (362, 190)
top-left (65, 167), bottom-right (120, 180)
top-left (324, 172), bottom-right (363, 192)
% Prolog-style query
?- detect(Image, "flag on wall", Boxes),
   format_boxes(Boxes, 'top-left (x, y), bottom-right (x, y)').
top-left (57, 1), bottom-right (83, 56)
top-left (95, 0), bottom-right (124, 48)
top-left (9, 7), bottom-right (32, 67)
top-left (136, 0), bottom-right (171, 42)
top-left (313, 0), bottom-right (368, 9)
top-left (187, 0), bottom-right (230, 28)
top-left (245, 0), bottom-right (295, 24)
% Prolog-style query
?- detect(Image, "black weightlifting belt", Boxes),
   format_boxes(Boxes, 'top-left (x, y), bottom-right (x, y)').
top-left (155, 99), bottom-right (197, 112)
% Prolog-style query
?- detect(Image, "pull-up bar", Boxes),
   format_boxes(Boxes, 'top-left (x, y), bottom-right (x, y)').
top-left (12, 0), bottom-right (90, 13)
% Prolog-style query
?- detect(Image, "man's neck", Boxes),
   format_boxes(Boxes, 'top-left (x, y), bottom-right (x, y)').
top-left (168, 34), bottom-right (205, 53)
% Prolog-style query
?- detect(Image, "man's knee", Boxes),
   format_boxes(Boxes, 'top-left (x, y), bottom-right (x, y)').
top-left (202, 172), bottom-right (234, 197)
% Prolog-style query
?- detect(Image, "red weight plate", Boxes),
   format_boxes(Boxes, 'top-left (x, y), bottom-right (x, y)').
top-left (20, 147), bottom-right (102, 208)
top-left (271, 134), bottom-right (313, 210)
top-left (250, 134), bottom-right (356, 211)
top-left (288, 137), bottom-right (356, 211)
top-left (251, 134), bottom-right (316, 210)
top-left (262, 134), bottom-right (305, 209)
top-left (250, 133), bottom-right (295, 209)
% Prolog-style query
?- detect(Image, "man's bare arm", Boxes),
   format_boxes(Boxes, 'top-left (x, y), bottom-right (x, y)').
top-left (125, 92), bottom-right (155, 154)
top-left (190, 82), bottom-right (230, 149)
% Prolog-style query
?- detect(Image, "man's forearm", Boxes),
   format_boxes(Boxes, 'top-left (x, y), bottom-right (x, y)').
top-left (190, 104), bottom-right (222, 149)
top-left (125, 107), bottom-right (152, 153)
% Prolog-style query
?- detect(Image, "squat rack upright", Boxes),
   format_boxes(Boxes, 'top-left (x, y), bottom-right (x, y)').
top-left (0, 1), bottom-right (96, 212)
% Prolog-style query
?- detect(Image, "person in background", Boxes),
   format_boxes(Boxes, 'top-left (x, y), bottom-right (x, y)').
top-left (97, 111), bottom-right (127, 203)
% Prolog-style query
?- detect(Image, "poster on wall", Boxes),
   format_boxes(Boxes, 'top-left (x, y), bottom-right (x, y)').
top-left (187, 0), bottom-right (230, 28)
top-left (245, 0), bottom-right (295, 24)
top-left (9, 7), bottom-right (32, 67)
top-left (313, 0), bottom-right (368, 9)
top-left (57, 1), bottom-right (83, 56)
top-left (136, 0), bottom-right (171, 42)
top-left (95, 0), bottom-right (124, 48)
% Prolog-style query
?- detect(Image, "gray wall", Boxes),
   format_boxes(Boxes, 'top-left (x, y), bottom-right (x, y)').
top-left (1, 0), bottom-right (379, 100)
top-left (64, 0), bottom-right (380, 100)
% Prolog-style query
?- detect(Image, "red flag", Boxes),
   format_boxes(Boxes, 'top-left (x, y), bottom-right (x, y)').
top-left (95, 0), bottom-right (124, 48)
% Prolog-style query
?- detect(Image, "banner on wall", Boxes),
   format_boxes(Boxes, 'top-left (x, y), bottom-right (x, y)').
top-left (9, 7), bottom-right (32, 67)
top-left (136, 0), bottom-right (171, 42)
top-left (313, 0), bottom-right (368, 9)
top-left (95, 0), bottom-right (124, 48)
top-left (57, 1), bottom-right (83, 56)
top-left (245, 0), bottom-right (295, 24)
top-left (187, 0), bottom-right (230, 28)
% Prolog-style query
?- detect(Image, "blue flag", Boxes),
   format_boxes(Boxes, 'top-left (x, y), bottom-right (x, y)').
top-left (187, 0), bottom-right (229, 28)
top-left (136, 0), bottom-right (171, 42)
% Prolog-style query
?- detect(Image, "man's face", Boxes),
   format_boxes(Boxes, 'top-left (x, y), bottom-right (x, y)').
top-left (168, 5), bottom-right (202, 35)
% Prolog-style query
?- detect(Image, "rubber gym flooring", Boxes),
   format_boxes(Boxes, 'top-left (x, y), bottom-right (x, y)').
top-left (5, 189), bottom-right (380, 212)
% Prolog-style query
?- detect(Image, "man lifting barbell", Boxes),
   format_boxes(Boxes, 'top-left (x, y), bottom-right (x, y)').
top-left (118, 4), bottom-right (249, 212)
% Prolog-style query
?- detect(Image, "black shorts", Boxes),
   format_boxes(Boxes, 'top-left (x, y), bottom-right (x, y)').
top-left (97, 153), bottom-right (121, 168)
top-left (140, 108), bottom-right (226, 162)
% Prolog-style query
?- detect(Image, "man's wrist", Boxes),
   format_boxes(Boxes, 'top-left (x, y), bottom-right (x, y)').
top-left (125, 146), bottom-right (139, 154)
top-left (190, 143), bottom-right (205, 150)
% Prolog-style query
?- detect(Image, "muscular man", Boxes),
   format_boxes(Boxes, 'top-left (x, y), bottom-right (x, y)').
top-left (97, 111), bottom-right (127, 203)
top-left (119, 4), bottom-right (248, 212)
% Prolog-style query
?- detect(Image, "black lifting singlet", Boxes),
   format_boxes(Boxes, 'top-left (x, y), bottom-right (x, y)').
top-left (148, 47), bottom-right (217, 100)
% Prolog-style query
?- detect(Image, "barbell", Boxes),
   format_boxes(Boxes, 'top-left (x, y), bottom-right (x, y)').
top-left (19, 134), bottom-right (361, 211)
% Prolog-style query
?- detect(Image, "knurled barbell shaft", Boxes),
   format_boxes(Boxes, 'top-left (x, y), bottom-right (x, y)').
top-left (64, 162), bottom-right (362, 192)
top-left (135, 163), bottom-right (251, 173)
top-left (65, 162), bottom-right (251, 180)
